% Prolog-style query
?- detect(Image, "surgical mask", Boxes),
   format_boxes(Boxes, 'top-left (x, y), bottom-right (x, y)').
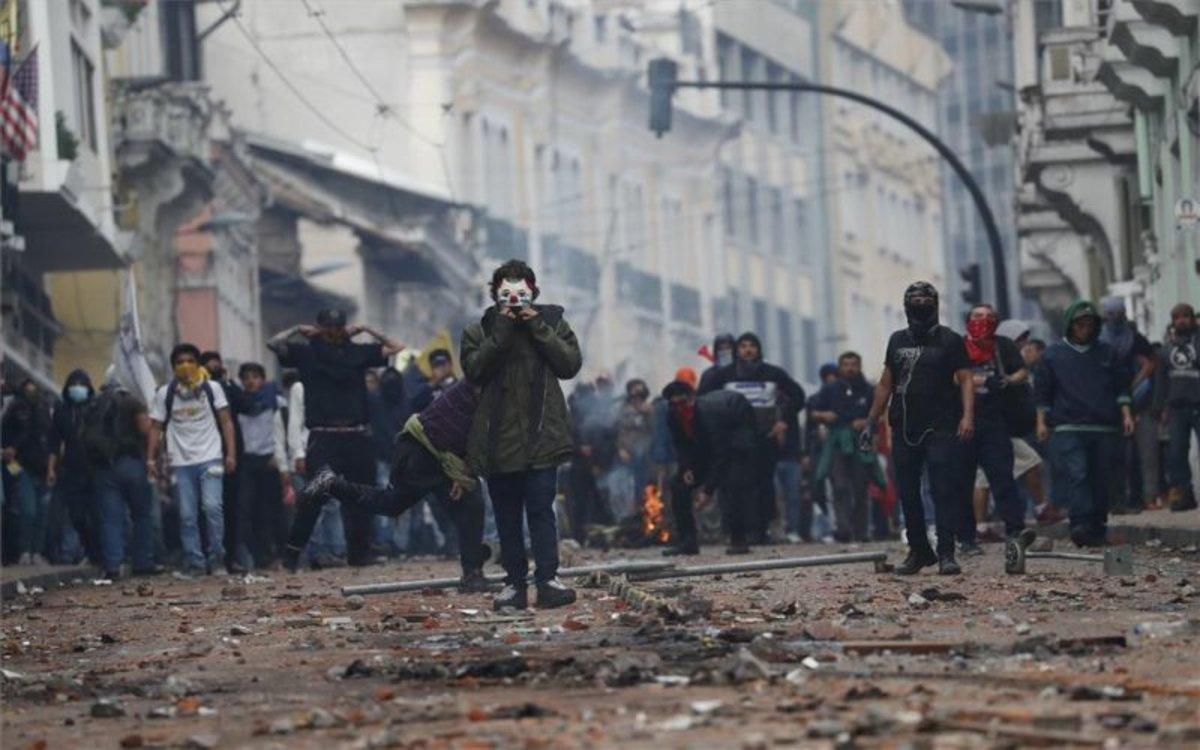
top-left (67, 385), bottom-right (90, 404)
top-left (716, 349), bottom-right (733, 367)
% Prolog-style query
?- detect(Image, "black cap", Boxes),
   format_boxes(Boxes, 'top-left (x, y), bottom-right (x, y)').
top-left (316, 309), bottom-right (347, 328)
top-left (428, 349), bottom-right (452, 366)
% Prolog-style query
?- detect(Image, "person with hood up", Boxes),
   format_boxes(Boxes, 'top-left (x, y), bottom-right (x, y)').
top-left (660, 379), bottom-right (759, 554)
top-left (46, 369), bottom-right (98, 564)
top-left (1152, 303), bottom-right (1200, 512)
top-left (862, 282), bottom-right (974, 575)
top-left (1098, 297), bottom-right (1157, 513)
top-left (956, 305), bottom-right (1029, 555)
top-left (2, 379), bottom-right (53, 565)
top-left (698, 334), bottom-right (736, 394)
top-left (461, 259), bottom-right (583, 610)
top-left (1035, 300), bottom-right (1135, 547)
top-left (699, 332), bottom-right (806, 548)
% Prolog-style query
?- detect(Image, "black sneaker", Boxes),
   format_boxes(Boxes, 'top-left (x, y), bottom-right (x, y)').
top-left (895, 548), bottom-right (938, 575)
top-left (132, 564), bottom-right (166, 577)
top-left (725, 543), bottom-right (751, 555)
top-left (958, 541), bottom-right (984, 557)
top-left (1069, 525), bottom-right (1105, 548)
top-left (458, 569), bottom-right (494, 593)
top-left (102, 569), bottom-right (121, 581)
top-left (1170, 492), bottom-right (1198, 512)
top-left (535, 578), bottom-right (577, 609)
top-left (479, 543), bottom-right (494, 563)
top-left (938, 554), bottom-right (961, 575)
top-left (281, 545), bottom-right (301, 573)
top-left (1110, 504), bottom-right (1142, 516)
top-left (493, 584), bottom-right (528, 611)
top-left (662, 544), bottom-right (700, 557)
top-left (301, 467), bottom-right (339, 504)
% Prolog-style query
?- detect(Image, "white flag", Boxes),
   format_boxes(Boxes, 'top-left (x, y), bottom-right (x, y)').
top-left (110, 271), bottom-right (157, 404)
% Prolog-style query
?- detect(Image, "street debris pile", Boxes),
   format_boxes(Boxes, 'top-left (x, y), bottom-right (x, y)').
top-left (3, 539), bottom-right (1199, 748)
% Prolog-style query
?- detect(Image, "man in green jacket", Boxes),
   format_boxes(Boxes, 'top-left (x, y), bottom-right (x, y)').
top-left (461, 259), bottom-right (583, 610)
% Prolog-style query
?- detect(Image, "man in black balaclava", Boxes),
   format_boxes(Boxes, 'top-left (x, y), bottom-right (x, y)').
top-left (699, 333), bottom-right (736, 394)
top-left (700, 331), bottom-right (805, 552)
top-left (862, 282), bottom-right (974, 575)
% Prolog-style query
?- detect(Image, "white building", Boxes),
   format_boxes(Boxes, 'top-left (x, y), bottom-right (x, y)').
top-left (818, 3), bottom-right (953, 372)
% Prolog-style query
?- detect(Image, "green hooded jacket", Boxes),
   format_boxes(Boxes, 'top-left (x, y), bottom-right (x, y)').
top-left (460, 304), bottom-right (583, 476)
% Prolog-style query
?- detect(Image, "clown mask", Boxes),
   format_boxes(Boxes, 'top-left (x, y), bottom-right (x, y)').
top-left (496, 278), bottom-right (533, 310)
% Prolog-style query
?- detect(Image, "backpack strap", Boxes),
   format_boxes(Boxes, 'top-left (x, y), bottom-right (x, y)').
top-left (163, 380), bottom-right (220, 430)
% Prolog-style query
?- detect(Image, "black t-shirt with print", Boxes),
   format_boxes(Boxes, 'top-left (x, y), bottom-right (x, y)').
top-left (885, 325), bottom-right (969, 441)
top-left (967, 336), bottom-right (1025, 421)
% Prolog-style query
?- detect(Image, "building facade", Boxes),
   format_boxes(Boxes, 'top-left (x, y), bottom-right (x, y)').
top-left (817, 2), bottom-right (953, 372)
top-left (904, 0), bottom-right (1022, 323)
top-left (1, 0), bottom-right (125, 390)
top-left (1013, 0), bottom-right (1198, 336)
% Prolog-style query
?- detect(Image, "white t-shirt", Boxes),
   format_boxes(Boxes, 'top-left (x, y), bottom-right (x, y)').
top-left (150, 381), bottom-right (229, 467)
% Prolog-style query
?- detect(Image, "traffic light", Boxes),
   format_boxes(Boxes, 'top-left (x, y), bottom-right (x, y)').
top-left (959, 262), bottom-right (982, 307)
top-left (647, 57), bottom-right (678, 138)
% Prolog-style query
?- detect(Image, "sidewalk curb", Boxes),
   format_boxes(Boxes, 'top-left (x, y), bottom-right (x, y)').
top-left (0, 566), bottom-right (96, 601)
top-left (1040, 520), bottom-right (1200, 549)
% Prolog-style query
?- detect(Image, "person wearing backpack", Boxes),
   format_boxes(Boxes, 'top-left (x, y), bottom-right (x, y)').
top-left (87, 383), bottom-right (159, 579)
top-left (147, 343), bottom-right (238, 576)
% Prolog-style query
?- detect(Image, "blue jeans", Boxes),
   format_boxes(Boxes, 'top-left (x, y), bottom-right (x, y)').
top-left (487, 467), bottom-right (560, 586)
top-left (9, 472), bottom-right (49, 557)
top-left (172, 459), bottom-right (225, 571)
top-left (1166, 405), bottom-right (1200, 493)
top-left (775, 459), bottom-right (803, 536)
top-left (95, 455), bottom-right (155, 572)
top-left (1049, 430), bottom-right (1118, 537)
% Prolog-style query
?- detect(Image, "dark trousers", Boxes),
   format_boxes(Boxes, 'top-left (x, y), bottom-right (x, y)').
top-left (961, 417), bottom-right (1026, 537)
top-left (1049, 430), bottom-right (1118, 537)
top-left (237, 454), bottom-right (286, 568)
top-left (716, 454), bottom-right (758, 547)
top-left (1167, 405), bottom-right (1200, 493)
top-left (221, 469), bottom-right (239, 569)
top-left (830, 451), bottom-right (871, 541)
top-left (53, 477), bottom-right (99, 565)
top-left (566, 455), bottom-right (610, 542)
top-left (893, 430), bottom-right (962, 557)
top-left (669, 472), bottom-right (698, 548)
top-left (305, 431), bottom-right (376, 566)
top-left (288, 435), bottom-right (484, 573)
top-left (751, 436), bottom-right (780, 541)
top-left (487, 467), bottom-right (559, 586)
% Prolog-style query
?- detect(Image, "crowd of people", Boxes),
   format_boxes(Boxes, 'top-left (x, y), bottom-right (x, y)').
top-left (3, 265), bottom-right (1198, 600)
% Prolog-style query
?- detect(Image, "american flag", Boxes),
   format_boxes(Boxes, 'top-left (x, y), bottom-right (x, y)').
top-left (0, 41), bottom-right (38, 161)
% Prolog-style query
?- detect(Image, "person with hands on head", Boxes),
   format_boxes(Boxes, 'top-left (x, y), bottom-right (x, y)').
top-left (461, 260), bottom-right (583, 611)
top-left (1034, 300), bottom-right (1135, 548)
top-left (269, 309), bottom-right (404, 569)
top-left (147, 343), bottom-right (238, 576)
top-left (862, 282), bottom-right (974, 576)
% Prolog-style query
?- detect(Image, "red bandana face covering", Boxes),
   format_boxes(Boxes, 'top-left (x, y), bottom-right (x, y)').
top-left (965, 317), bottom-right (998, 364)
top-left (672, 402), bottom-right (696, 438)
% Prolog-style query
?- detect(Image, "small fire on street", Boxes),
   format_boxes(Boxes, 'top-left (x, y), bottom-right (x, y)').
top-left (642, 484), bottom-right (670, 544)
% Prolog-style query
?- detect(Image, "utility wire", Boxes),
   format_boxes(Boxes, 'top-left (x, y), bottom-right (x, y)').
top-left (215, 0), bottom-right (377, 153)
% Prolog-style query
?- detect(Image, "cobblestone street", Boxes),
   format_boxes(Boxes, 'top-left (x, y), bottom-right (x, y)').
top-left (3, 537), bottom-right (1199, 749)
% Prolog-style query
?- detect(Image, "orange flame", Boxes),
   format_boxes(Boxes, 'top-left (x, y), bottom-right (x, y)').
top-left (642, 484), bottom-right (670, 543)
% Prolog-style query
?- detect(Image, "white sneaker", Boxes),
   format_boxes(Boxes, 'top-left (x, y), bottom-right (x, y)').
top-left (210, 566), bottom-right (229, 577)
top-left (785, 532), bottom-right (802, 544)
top-left (18, 552), bottom-right (33, 565)
top-left (31, 553), bottom-right (48, 566)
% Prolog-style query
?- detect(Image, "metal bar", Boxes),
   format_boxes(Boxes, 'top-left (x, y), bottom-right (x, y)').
top-left (340, 560), bottom-right (675, 597)
top-left (635, 551), bottom-right (888, 580)
top-left (1027, 552), bottom-right (1104, 562)
top-left (342, 551), bottom-right (889, 596)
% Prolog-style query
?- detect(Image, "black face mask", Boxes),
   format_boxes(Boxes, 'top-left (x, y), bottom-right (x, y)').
top-left (905, 303), bottom-right (938, 338)
top-left (208, 367), bottom-right (226, 381)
